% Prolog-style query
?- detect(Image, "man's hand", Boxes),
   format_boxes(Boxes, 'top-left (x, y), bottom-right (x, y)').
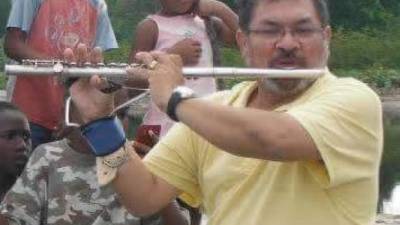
top-left (132, 52), bottom-right (185, 113)
top-left (64, 44), bottom-right (115, 123)
top-left (167, 38), bottom-right (201, 66)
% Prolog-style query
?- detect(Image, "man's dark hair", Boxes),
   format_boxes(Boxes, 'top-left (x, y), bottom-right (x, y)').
top-left (238, 0), bottom-right (330, 33)
top-left (0, 101), bottom-right (24, 115)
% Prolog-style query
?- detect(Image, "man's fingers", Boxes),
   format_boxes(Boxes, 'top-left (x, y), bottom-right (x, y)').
top-left (196, 47), bottom-right (202, 53)
top-left (148, 130), bottom-right (159, 144)
top-left (90, 76), bottom-right (109, 90)
top-left (126, 66), bottom-right (150, 81)
top-left (63, 48), bottom-right (75, 63)
top-left (132, 141), bottom-right (151, 158)
top-left (135, 51), bottom-right (156, 67)
top-left (152, 52), bottom-right (183, 68)
top-left (90, 47), bottom-right (104, 64)
top-left (62, 48), bottom-right (78, 87)
top-left (192, 40), bottom-right (202, 47)
top-left (76, 43), bottom-right (89, 65)
top-left (169, 54), bottom-right (184, 68)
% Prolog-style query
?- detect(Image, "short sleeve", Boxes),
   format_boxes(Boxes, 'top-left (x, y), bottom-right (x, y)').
top-left (94, 1), bottom-right (118, 50)
top-left (144, 123), bottom-right (202, 207)
top-left (6, 0), bottom-right (41, 32)
top-left (0, 147), bottom-right (49, 225)
top-left (287, 79), bottom-right (383, 188)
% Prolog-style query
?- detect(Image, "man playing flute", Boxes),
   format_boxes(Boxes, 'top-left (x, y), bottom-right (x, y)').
top-left (66, 0), bottom-right (383, 225)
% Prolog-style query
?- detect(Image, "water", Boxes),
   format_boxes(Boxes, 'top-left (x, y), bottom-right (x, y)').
top-left (383, 185), bottom-right (400, 214)
top-left (381, 118), bottom-right (400, 215)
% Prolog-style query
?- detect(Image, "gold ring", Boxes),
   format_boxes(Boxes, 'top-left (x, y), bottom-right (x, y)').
top-left (148, 60), bottom-right (158, 70)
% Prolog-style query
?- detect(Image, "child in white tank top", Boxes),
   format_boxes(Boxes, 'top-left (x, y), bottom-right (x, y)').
top-left (130, 0), bottom-right (238, 137)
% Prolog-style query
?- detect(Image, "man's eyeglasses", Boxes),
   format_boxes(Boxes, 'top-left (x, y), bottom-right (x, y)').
top-left (248, 26), bottom-right (324, 43)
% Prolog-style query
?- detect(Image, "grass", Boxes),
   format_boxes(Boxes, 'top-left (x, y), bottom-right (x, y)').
top-left (0, 72), bottom-right (5, 89)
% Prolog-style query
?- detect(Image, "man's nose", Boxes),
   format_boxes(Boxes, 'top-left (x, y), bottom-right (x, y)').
top-left (275, 31), bottom-right (300, 52)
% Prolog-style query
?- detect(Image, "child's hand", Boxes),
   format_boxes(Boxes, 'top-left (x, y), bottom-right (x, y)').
top-left (132, 130), bottom-right (159, 158)
top-left (168, 38), bottom-right (202, 66)
top-left (195, 0), bottom-right (220, 17)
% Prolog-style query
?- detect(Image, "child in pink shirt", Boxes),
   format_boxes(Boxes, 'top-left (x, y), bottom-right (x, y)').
top-left (130, 0), bottom-right (238, 137)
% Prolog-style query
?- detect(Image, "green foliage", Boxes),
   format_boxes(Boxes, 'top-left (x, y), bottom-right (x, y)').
top-left (329, 0), bottom-right (398, 29)
top-left (358, 65), bottom-right (399, 89)
top-left (220, 47), bottom-right (244, 67)
top-left (0, 1), bottom-right (10, 37)
top-left (0, 37), bottom-right (6, 89)
top-left (329, 67), bottom-right (399, 89)
top-left (329, 24), bottom-right (400, 70)
top-left (220, 0), bottom-right (237, 11)
top-left (219, 47), bottom-right (250, 89)
top-left (0, 72), bottom-right (5, 89)
top-left (106, 0), bottom-right (159, 42)
top-left (104, 39), bottom-right (132, 63)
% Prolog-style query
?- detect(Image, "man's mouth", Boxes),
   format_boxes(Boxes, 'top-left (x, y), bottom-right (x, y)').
top-left (271, 58), bottom-right (300, 69)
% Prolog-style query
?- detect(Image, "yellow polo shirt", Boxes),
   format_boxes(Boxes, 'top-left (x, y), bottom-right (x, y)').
top-left (144, 71), bottom-right (383, 225)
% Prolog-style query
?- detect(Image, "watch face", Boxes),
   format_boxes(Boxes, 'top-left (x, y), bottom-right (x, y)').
top-left (175, 86), bottom-right (195, 98)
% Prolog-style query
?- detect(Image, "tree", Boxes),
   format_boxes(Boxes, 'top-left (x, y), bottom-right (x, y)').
top-left (0, 1), bottom-right (11, 37)
top-left (329, 0), bottom-right (394, 29)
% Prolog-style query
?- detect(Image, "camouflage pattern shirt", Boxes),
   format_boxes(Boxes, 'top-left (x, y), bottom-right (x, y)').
top-left (0, 139), bottom-right (162, 225)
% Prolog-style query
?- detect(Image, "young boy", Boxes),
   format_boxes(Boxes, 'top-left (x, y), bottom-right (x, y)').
top-left (0, 99), bottom-right (189, 225)
top-left (0, 101), bottom-right (31, 201)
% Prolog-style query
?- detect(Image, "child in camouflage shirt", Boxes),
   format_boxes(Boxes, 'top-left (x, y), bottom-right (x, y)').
top-left (0, 99), bottom-right (189, 225)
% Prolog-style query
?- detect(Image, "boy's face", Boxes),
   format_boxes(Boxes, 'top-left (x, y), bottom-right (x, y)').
top-left (0, 111), bottom-right (31, 177)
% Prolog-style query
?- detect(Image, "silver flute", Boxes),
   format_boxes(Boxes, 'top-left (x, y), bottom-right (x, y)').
top-left (5, 60), bottom-right (325, 79)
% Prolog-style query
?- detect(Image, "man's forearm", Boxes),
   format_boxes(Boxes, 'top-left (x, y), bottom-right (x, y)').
top-left (175, 98), bottom-right (319, 161)
top-left (112, 150), bottom-right (179, 216)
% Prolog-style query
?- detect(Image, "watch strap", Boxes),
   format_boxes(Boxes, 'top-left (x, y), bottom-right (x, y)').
top-left (167, 91), bottom-right (183, 122)
top-left (166, 87), bottom-right (195, 122)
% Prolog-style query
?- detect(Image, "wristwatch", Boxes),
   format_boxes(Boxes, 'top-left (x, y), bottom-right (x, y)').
top-left (167, 86), bottom-right (196, 122)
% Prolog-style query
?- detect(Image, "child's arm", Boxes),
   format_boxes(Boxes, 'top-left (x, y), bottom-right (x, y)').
top-left (127, 19), bottom-right (158, 88)
top-left (4, 28), bottom-right (48, 61)
top-left (129, 18), bottom-right (201, 66)
top-left (158, 200), bottom-right (190, 225)
top-left (129, 18), bottom-right (158, 63)
top-left (166, 38), bottom-right (202, 66)
top-left (196, 0), bottom-right (239, 46)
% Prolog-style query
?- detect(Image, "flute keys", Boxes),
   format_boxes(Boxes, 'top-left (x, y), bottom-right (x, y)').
top-left (53, 62), bottom-right (64, 73)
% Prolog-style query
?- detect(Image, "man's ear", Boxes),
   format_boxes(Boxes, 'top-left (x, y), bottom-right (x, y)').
top-left (236, 29), bottom-right (250, 60)
top-left (323, 25), bottom-right (332, 42)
